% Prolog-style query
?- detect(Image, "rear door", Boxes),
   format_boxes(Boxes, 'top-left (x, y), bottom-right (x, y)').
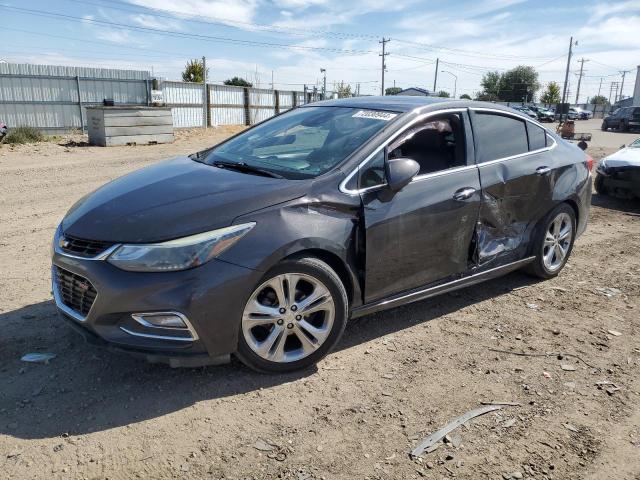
top-left (469, 109), bottom-right (555, 266)
top-left (359, 110), bottom-right (481, 302)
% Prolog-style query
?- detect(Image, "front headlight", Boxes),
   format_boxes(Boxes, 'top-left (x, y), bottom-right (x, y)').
top-left (107, 223), bottom-right (255, 272)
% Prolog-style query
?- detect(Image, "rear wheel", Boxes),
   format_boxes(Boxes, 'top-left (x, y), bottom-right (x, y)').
top-left (524, 204), bottom-right (576, 279)
top-left (235, 257), bottom-right (348, 373)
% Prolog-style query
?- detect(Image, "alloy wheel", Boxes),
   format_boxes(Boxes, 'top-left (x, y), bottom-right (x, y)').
top-left (241, 273), bottom-right (335, 363)
top-left (542, 212), bottom-right (573, 272)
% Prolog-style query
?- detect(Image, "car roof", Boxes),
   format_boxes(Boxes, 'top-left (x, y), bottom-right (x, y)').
top-left (301, 95), bottom-right (520, 115)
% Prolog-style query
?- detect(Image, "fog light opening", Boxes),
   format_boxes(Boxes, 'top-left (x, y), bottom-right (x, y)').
top-left (132, 313), bottom-right (188, 329)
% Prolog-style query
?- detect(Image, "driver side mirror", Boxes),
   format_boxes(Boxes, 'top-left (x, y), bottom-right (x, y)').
top-left (386, 158), bottom-right (420, 192)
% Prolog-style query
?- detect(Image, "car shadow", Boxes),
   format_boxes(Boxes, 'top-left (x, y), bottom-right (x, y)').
top-left (0, 270), bottom-right (539, 440)
top-left (591, 192), bottom-right (640, 214)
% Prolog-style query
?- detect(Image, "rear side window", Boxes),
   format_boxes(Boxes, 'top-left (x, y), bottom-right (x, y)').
top-left (473, 113), bottom-right (528, 163)
top-left (526, 123), bottom-right (547, 151)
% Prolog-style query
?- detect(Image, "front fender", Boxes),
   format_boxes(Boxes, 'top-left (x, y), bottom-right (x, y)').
top-left (218, 194), bottom-right (364, 306)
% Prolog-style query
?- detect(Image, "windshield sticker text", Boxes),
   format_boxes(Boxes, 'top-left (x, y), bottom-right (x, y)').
top-left (352, 110), bottom-right (398, 121)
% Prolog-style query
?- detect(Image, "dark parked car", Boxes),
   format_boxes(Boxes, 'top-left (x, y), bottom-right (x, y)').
top-left (513, 105), bottom-right (537, 119)
top-left (595, 137), bottom-right (640, 199)
top-left (602, 107), bottom-right (640, 132)
top-left (52, 97), bottom-right (593, 373)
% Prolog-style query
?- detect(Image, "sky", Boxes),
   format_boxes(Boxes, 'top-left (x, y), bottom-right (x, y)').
top-left (1, 0), bottom-right (639, 102)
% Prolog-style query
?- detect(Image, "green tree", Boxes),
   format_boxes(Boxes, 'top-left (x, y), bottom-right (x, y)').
top-left (590, 95), bottom-right (608, 105)
top-left (385, 87), bottom-right (402, 95)
top-left (459, 93), bottom-right (472, 100)
top-left (479, 71), bottom-right (501, 101)
top-left (478, 66), bottom-right (540, 102)
top-left (335, 81), bottom-right (352, 98)
top-left (182, 59), bottom-right (208, 83)
top-left (223, 76), bottom-right (253, 87)
top-left (498, 66), bottom-right (540, 102)
top-left (540, 81), bottom-right (561, 105)
top-left (436, 90), bottom-right (450, 98)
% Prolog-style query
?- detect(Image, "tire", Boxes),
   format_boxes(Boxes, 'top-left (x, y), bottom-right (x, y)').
top-left (601, 121), bottom-right (608, 131)
top-left (524, 203), bottom-right (576, 279)
top-left (235, 256), bottom-right (348, 373)
top-left (594, 174), bottom-right (607, 195)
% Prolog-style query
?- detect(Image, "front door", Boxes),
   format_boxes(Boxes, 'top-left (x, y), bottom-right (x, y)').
top-left (359, 111), bottom-right (481, 303)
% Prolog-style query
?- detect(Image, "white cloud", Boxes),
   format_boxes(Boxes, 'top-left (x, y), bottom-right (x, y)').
top-left (130, 14), bottom-right (182, 30)
top-left (125, 0), bottom-right (260, 25)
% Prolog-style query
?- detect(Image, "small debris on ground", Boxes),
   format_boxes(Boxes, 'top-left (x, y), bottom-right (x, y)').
top-left (20, 353), bottom-right (56, 364)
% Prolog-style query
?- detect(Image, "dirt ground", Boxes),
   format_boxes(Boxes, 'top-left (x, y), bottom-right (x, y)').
top-left (1, 120), bottom-right (639, 480)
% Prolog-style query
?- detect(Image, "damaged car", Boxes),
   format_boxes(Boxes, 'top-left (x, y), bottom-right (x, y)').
top-left (595, 137), bottom-right (640, 199)
top-left (52, 97), bottom-right (592, 373)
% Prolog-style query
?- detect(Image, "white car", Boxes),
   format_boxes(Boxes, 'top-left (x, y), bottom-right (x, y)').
top-left (570, 107), bottom-right (592, 120)
top-left (595, 137), bottom-right (640, 199)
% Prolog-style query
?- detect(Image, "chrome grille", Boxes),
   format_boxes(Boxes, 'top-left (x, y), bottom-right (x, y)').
top-left (54, 267), bottom-right (97, 318)
top-left (59, 235), bottom-right (113, 258)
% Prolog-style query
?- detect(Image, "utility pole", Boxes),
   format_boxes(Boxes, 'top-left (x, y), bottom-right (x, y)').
top-left (613, 82), bottom-right (620, 103)
top-left (433, 57), bottom-right (439, 93)
top-left (619, 69), bottom-right (632, 100)
top-left (597, 77), bottom-right (603, 97)
top-left (561, 37), bottom-right (574, 122)
top-left (320, 68), bottom-right (326, 99)
top-left (202, 56), bottom-right (207, 129)
top-left (608, 82), bottom-right (617, 106)
top-left (270, 70), bottom-right (274, 90)
top-left (575, 58), bottom-right (588, 104)
top-left (379, 37), bottom-right (390, 95)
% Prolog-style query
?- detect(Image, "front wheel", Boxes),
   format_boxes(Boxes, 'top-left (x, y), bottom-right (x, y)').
top-left (594, 174), bottom-right (607, 195)
top-left (524, 204), bottom-right (576, 279)
top-left (235, 257), bottom-right (348, 373)
top-left (601, 121), bottom-right (608, 131)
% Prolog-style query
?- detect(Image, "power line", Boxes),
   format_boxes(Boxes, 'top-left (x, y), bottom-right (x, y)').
top-left (0, 5), bottom-right (377, 56)
top-left (81, 0), bottom-right (381, 42)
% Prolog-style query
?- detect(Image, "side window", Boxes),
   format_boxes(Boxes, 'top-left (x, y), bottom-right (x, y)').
top-left (526, 122), bottom-right (547, 151)
top-left (358, 150), bottom-right (386, 189)
top-left (387, 114), bottom-right (467, 175)
top-left (474, 113), bottom-right (528, 163)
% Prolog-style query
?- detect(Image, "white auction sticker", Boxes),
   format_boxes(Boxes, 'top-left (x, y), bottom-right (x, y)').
top-left (352, 110), bottom-right (398, 121)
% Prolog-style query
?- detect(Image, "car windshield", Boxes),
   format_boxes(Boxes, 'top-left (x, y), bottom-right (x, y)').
top-left (202, 106), bottom-right (398, 179)
top-left (630, 138), bottom-right (640, 148)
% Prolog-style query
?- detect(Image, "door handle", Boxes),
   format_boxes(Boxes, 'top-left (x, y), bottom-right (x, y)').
top-left (453, 187), bottom-right (476, 201)
top-left (536, 166), bottom-right (551, 175)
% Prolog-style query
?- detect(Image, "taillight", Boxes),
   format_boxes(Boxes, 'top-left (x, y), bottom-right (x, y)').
top-left (585, 154), bottom-right (594, 172)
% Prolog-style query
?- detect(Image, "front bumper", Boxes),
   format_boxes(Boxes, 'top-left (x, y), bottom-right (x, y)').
top-left (52, 250), bottom-right (263, 366)
top-left (596, 166), bottom-right (640, 198)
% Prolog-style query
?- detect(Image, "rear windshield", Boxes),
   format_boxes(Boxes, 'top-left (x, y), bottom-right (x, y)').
top-left (203, 106), bottom-right (398, 179)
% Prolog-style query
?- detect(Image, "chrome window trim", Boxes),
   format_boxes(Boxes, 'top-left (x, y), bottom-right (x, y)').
top-left (470, 107), bottom-right (558, 167)
top-left (130, 312), bottom-right (200, 341)
top-left (51, 265), bottom-right (97, 323)
top-left (339, 108), bottom-right (468, 195)
top-left (53, 225), bottom-right (121, 261)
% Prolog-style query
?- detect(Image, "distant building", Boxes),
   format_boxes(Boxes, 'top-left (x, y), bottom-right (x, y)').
top-left (398, 87), bottom-right (430, 96)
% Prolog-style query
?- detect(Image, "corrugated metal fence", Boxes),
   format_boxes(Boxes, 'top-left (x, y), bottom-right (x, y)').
top-left (0, 63), bottom-right (150, 132)
top-left (162, 81), bottom-right (314, 128)
top-left (0, 63), bottom-right (321, 132)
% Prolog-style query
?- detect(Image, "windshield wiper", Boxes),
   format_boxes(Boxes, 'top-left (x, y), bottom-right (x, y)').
top-left (212, 160), bottom-right (284, 179)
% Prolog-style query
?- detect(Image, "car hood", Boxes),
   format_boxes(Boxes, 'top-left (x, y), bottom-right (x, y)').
top-left (601, 147), bottom-right (640, 169)
top-left (62, 156), bottom-right (309, 243)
